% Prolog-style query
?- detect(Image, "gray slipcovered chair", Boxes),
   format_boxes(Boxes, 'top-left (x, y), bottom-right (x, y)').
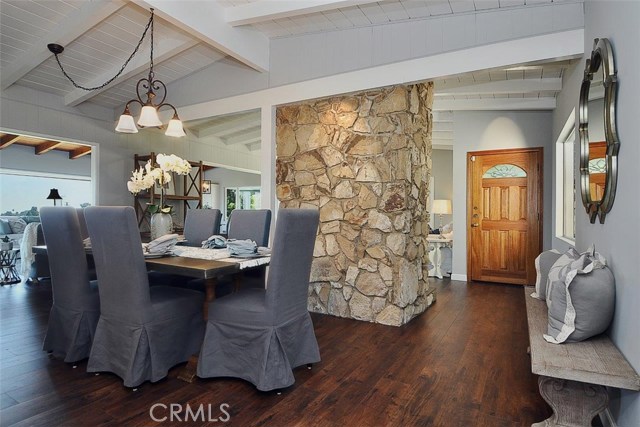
top-left (40, 207), bottom-right (100, 363)
top-left (75, 207), bottom-right (90, 239)
top-left (184, 209), bottom-right (222, 247)
top-left (84, 206), bottom-right (205, 388)
top-left (227, 209), bottom-right (272, 246)
top-left (27, 223), bottom-right (50, 283)
top-left (197, 209), bottom-right (320, 391)
top-left (226, 209), bottom-right (272, 291)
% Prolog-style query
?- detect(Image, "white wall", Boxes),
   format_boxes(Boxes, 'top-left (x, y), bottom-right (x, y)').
top-left (452, 111), bottom-right (553, 280)
top-left (431, 149), bottom-right (453, 227)
top-left (552, 2), bottom-right (640, 424)
top-left (0, 144), bottom-right (91, 177)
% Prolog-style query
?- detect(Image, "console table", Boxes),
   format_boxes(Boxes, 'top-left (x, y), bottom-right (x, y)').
top-left (427, 235), bottom-right (452, 279)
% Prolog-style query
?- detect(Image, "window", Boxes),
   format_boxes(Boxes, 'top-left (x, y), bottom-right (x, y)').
top-left (482, 164), bottom-right (527, 178)
top-left (555, 121), bottom-right (576, 242)
top-left (0, 170), bottom-right (93, 216)
top-left (224, 187), bottom-right (261, 220)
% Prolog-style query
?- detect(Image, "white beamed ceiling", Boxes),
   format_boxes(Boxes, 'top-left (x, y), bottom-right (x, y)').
top-left (1, 0), bottom-right (582, 151)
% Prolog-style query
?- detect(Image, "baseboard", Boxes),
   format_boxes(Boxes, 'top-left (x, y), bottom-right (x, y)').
top-left (599, 409), bottom-right (617, 427)
top-left (450, 274), bottom-right (467, 282)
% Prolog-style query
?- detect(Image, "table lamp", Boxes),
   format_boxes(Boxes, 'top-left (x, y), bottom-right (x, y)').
top-left (46, 188), bottom-right (62, 206)
top-left (432, 199), bottom-right (452, 231)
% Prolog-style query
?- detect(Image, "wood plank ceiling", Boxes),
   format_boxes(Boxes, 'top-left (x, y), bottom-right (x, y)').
top-left (0, 0), bottom-right (581, 152)
top-left (0, 132), bottom-right (91, 159)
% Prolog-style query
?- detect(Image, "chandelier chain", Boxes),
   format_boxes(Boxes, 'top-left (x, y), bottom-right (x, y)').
top-left (52, 10), bottom-right (155, 92)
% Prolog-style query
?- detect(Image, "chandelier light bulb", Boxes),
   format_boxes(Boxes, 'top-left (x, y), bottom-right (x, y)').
top-left (137, 105), bottom-right (162, 127)
top-left (115, 111), bottom-right (138, 134)
top-left (165, 117), bottom-right (186, 138)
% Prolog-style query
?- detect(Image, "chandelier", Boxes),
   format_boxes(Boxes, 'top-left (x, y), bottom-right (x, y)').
top-left (48, 9), bottom-right (185, 137)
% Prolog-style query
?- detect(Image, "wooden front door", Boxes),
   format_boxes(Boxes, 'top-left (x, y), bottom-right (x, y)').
top-left (467, 148), bottom-right (543, 285)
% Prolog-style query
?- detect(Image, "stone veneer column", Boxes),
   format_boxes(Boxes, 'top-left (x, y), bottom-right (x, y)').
top-left (276, 83), bottom-right (435, 326)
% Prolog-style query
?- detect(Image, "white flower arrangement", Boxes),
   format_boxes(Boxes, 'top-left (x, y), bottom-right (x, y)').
top-left (127, 154), bottom-right (191, 213)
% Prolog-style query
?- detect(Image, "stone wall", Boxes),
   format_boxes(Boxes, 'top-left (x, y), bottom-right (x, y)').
top-left (276, 83), bottom-right (435, 326)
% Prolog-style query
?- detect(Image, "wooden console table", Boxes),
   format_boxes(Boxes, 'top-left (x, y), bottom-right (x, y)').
top-left (524, 286), bottom-right (639, 427)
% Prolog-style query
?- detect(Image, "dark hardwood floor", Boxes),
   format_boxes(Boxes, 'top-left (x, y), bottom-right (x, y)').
top-left (0, 278), bottom-right (554, 426)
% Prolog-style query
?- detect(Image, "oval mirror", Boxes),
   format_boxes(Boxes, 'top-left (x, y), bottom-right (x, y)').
top-left (578, 38), bottom-right (619, 224)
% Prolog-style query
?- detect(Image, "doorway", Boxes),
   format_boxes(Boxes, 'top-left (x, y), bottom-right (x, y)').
top-left (466, 147), bottom-right (543, 285)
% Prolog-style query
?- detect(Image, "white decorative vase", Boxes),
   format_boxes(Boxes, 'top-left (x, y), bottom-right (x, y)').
top-left (150, 213), bottom-right (173, 240)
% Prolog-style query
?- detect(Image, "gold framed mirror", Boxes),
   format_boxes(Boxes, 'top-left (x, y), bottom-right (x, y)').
top-left (579, 38), bottom-right (619, 224)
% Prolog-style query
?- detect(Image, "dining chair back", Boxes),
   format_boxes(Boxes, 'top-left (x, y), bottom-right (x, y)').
top-left (184, 209), bottom-right (221, 247)
top-left (84, 206), bottom-right (204, 387)
top-left (227, 209), bottom-right (271, 246)
top-left (40, 206), bottom-right (100, 362)
top-left (75, 207), bottom-right (89, 239)
top-left (85, 206), bottom-right (151, 324)
top-left (266, 209), bottom-right (319, 324)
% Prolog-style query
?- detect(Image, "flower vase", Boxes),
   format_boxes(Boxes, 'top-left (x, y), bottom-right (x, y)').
top-left (150, 212), bottom-right (173, 240)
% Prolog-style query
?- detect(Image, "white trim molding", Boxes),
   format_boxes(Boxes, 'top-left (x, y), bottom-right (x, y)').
top-left (451, 274), bottom-right (468, 282)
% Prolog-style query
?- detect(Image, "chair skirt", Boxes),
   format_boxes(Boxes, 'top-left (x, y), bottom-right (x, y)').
top-left (197, 312), bottom-right (320, 391)
top-left (43, 304), bottom-right (100, 363)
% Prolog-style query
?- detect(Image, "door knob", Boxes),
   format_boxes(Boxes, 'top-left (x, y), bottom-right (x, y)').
top-left (471, 223), bottom-right (479, 228)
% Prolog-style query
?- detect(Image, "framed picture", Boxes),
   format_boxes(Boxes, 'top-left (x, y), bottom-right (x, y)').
top-left (202, 179), bottom-right (211, 194)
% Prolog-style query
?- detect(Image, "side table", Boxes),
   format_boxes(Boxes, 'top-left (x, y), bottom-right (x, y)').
top-left (427, 236), bottom-right (452, 279)
top-left (1, 249), bottom-right (21, 285)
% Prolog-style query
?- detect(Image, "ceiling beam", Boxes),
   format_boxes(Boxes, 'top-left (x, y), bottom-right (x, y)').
top-left (432, 111), bottom-right (454, 122)
top-left (223, 128), bottom-right (261, 146)
top-left (65, 39), bottom-right (198, 107)
top-left (433, 97), bottom-right (556, 111)
top-left (197, 115), bottom-right (261, 139)
top-left (225, 0), bottom-right (380, 27)
top-left (1, 1), bottom-right (126, 91)
top-left (35, 141), bottom-right (63, 155)
top-left (435, 77), bottom-right (562, 97)
top-left (247, 141), bottom-right (262, 152)
top-left (0, 134), bottom-right (21, 149)
top-left (69, 146), bottom-right (92, 159)
top-left (433, 122), bottom-right (453, 132)
top-left (136, 0), bottom-right (269, 72)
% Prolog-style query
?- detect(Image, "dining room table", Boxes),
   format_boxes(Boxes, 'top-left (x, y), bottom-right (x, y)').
top-left (32, 242), bottom-right (271, 382)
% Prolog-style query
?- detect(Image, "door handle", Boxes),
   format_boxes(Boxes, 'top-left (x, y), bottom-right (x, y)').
top-left (471, 223), bottom-right (479, 228)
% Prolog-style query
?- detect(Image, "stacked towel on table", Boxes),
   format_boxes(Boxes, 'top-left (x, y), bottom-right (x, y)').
top-left (226, 239), bottom-right (258, 256)
top-left (201, 235), bottom-right (227, 249)
top-left (144, 233), bottom-right (178, 255)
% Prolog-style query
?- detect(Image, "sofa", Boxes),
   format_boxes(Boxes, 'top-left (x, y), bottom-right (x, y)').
top-left (0, 215), bottom-right (50, 282)
top-left (0, 215), bottom-right (39, 246)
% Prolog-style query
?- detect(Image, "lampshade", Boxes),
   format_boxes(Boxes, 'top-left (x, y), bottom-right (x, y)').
top-left (137, 105), bottom-right (162, 127)
top-left (46, 188), bottom-right (62, 200)
top-left (115, 113), bottom-right (138, 133)
top-left (165, 118), bottom-right (186, 137)
top-left (432, 199), bottom-right (452, 214)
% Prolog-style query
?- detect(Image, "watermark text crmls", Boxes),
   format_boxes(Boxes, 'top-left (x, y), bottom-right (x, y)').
top-left (150, 403), bottom-right (231, 423)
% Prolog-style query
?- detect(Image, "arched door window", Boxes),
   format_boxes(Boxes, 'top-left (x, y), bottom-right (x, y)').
top-left (482, 164), bottom-right (527, 178)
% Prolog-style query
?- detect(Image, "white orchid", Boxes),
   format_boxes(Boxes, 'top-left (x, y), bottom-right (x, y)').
top-left (126, 154), bottom-right (191, 213)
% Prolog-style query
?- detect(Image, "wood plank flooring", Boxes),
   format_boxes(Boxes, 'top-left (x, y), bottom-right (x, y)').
top-left (0, 279), bottom-right (555, 426)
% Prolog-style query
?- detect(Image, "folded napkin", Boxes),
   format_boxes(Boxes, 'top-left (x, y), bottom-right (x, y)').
top-left (226, 239), bottom-right (258, 256)
top-left (145, 233), bottom-right (178, 254)
top-left (201, 235), bottom-right (227, 249)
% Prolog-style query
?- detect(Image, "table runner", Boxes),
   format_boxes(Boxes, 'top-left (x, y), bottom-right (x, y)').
top-left (171, 246), bottom-right (270, 270)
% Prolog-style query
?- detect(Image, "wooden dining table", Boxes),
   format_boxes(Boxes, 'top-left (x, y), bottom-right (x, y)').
top-left (32, 244), bottom-right (270, 382)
